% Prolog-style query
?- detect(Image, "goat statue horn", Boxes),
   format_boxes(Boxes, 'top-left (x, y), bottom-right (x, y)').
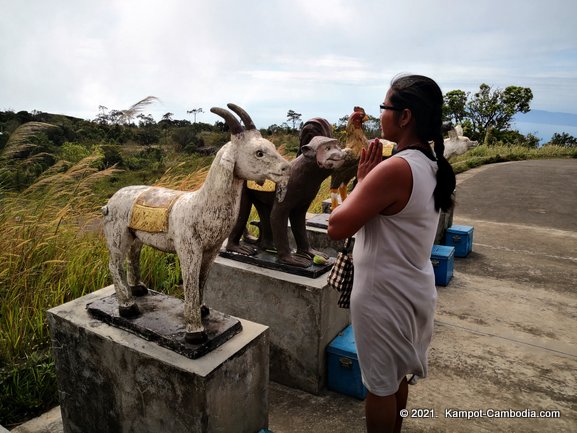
top-left (210, 107), bottom-right (244, 135)
top-left (226, 103), bottom-right (256, 130)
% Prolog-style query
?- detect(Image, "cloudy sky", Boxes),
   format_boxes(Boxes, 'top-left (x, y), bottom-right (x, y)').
top-left (1, 0), bottom-right (576, 128)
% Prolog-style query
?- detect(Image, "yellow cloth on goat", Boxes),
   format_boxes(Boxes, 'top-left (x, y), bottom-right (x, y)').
top-left (247, 180), bottom-right (276, 192)
top-left (382, 143), bottom-right (395, 158)
top-left (129, 187), bottom-right (184, 233)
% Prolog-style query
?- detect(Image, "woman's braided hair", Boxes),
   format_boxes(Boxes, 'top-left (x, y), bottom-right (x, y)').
top-left (389, 74), bottom-right (456, 212)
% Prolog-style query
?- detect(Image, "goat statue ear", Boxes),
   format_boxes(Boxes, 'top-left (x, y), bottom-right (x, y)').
top-left (218, 143), bottom-right (237, 172)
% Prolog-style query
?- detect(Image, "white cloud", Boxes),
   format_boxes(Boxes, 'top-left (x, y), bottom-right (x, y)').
top-left (1, 0), bottom-right (576, 126)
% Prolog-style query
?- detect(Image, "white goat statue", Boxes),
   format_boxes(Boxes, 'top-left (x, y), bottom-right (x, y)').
top-left (101, 104), bottom-right (290, 344)
top-left (444, 124), bottom-right (478, 160)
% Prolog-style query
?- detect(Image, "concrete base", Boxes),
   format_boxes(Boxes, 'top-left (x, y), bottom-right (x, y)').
top-left (435, 204), bottom-right (455, 244)
top-left (309, 203), bottom-right (452, 249)
top-left (205, 256), bottom-right (350, 394)
top-left (304, 214), bottom-right (353, 256)
top-left (47, 286), bottom-right (269, 433)
top-left (219, 249), bottom-right (334, 278)
top-left (85, 290), bottom-right (242, 359)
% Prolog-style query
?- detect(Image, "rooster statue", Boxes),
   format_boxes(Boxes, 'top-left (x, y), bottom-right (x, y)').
top-left (329, 107), bottom-right (368, 210)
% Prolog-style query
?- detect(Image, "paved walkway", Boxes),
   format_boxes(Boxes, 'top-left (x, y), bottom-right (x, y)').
top-left (10, 159), bottom-right (577, 433)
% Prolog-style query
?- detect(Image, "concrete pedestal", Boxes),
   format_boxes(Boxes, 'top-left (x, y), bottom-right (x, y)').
top-left (47, 286), bottom-right (269, 433)
top-left (434, 195), bottom-right (456, 244)
top-left (205, 256), bottom-right (350, 394)
top-left (309, 205), bottom-right (453, 247)
top-left (304, 213), bottom-right (353, 256)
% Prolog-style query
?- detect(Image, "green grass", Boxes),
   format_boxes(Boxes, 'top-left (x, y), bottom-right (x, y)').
top-left (1, 143), bottom-right (575, 427)
top-left (449, 144), bottom-right (577, 174)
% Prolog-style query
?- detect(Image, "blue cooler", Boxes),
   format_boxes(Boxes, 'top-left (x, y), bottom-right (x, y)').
top-left (431, 245), bottom-right (455, 286)
top-left (444, 225), bottom-right (474, 257)
top-left (326, 325), bottom-right (367, 399)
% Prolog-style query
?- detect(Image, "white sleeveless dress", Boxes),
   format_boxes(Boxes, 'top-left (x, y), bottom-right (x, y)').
top-left (350, 149), bottom-right (440, 396)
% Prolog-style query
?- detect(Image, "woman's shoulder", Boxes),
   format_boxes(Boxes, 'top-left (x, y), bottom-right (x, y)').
top-left (393, 149), bottom-right (437, 173)
top-left (374, 153), bottom-right (412, 180)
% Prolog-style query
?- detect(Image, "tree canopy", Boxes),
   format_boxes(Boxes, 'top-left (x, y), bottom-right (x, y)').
top-left (286, 110), bottom-right (302, 130)
top-left (443, 90), bottom-right (468, 125)
top-left (549, 132), bottom-right (577, 147)
top-left (443, 84), bottom-right (533, 144)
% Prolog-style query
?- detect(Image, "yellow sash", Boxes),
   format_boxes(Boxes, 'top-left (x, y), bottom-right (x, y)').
top-left (128, 187), bottom-right (184, 233)
top-left (247, 179), bottom-right (276, 192)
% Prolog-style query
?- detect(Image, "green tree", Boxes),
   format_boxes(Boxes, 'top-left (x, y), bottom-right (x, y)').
top-left (137, 113), bottom-right (156, 127)
top-left (286, 110), bottom-right (302, 130)
top-left (159, 113), bottom-right (175, 147)
top-left (186, 108), bottom-right (203, 123)
top-left (548, 132), bottom-right (577, 147)
top-left (443, 89), bottom-right (468, 124)
top-left (363, 115), bottom-right (381, 139)
top-left (161, 112), bottom-right (174, 124)
top-left (466, 84), bottom-right (533, 144)
top-left (95, 105), bottom-right (110, 125)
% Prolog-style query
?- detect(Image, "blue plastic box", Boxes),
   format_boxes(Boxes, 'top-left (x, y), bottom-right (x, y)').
top-left (431, 245), bottom-right (455, 286)
top-left (326, 325), bottom-right (367, 399)
top-left (444, 225), bottom-right (474, 257)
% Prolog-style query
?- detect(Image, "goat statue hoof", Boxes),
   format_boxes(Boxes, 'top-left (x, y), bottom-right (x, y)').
top-left (130, 283), bottom-right (149, 296)
top-left (185, 331), bottom-right (208, 345)
top-left (119, 303), bottom-right (141, 318)
top-left (201, 305), bottom-right (210, 318)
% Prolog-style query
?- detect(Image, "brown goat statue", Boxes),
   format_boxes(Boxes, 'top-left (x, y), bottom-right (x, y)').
top-left (225, 118), bottom-right (345, 267)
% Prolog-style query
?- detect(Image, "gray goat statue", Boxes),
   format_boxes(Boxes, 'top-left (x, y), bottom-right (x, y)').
top-left (101, 104), bottom-right (290, 343)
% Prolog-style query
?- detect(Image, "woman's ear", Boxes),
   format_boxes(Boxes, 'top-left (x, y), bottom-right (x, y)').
top-left (400, 108), bottom-right (412, 129)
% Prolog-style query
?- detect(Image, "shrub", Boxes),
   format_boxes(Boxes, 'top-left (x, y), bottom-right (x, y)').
top-left (58, 142), bottom-right (91, 164)
top-left (97, 144), bottom-right (123, 169)
top-left (135, 127), bottom-right (161, 146)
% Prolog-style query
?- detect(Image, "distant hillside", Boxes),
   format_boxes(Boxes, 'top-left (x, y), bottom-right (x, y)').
top-left (515, 110), bottom-right (577, 127)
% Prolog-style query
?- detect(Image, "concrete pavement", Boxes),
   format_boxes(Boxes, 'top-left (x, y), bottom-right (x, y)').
top-left (11, 159), bottom-right (577, 433)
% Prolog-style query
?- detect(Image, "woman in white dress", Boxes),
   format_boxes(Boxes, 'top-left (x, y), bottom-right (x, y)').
top-left (328, 74), bottom-right (456, 433)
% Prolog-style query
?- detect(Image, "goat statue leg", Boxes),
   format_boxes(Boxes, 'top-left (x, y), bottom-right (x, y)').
top-left (197, 244), bottom-right (222, 319)
top-left (178, 245), bottom-right (207, 344)
top-left (225, 185), bottom-right (257, 256)
top-left (126, 239), bottom-right (148, 296)
top-left (108, 249), bottom-right (140, 318)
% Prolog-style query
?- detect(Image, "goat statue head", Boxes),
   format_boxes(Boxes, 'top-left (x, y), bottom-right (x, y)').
top-left (211, 104), bottom-right (290, 201)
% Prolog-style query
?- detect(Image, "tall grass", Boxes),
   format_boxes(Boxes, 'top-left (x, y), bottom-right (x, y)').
top-left (0, 151), bottom-right (216, 426)
top-left (0, 154), bottom-right (120, 425)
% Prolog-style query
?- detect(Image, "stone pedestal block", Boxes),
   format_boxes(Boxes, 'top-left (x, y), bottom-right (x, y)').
top-left (205, 256), bottom-right (350, 394)
top-left (304, 213), bottom-right (353, 256)
top-left (435, 201), bottom-right (455, 244)
top-left (47, 286), bottom-right (269, 433)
